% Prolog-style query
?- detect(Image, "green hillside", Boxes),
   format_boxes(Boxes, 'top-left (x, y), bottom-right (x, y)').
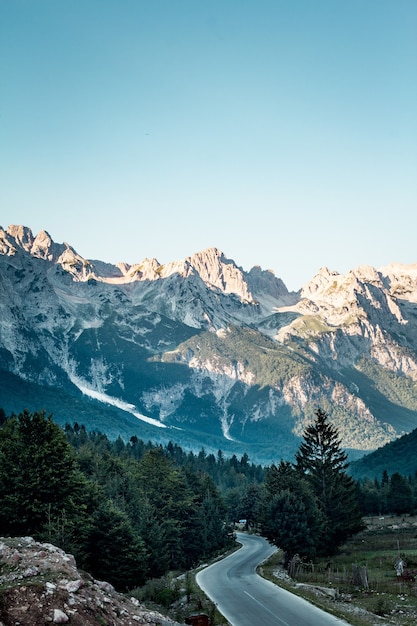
top-left (349, 426), bottom-right (417, 479)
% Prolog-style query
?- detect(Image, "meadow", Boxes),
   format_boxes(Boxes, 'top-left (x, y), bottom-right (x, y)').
top-left (262, 515), bottom-right (417, 626)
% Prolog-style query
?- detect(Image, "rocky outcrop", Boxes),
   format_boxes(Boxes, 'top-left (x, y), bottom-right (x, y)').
top-left (0, 537), bottom-right (181, 626)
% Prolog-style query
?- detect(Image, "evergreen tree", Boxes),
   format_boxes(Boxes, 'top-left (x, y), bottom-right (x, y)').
top-left (135, 448), bottom-right (198, 572)
top-left (295, 408), bottom-right (363, 554)
top-left (357, 478), bottom-right (381, 515)
top-left (262, 490), bottom-right (316, 563)
top-left (0, 410), bottom-right (90, 554)
top-left (265, 461), bottom-right (325, 557)
top-left (223, 486), bottom-right (245, 524)
top-left (380, 469), bottom-right (390, 513)
top-left (387, 472), bottom-right (413, 514)
top-left (198, 474), bottom-right (229, 555)
top-left (239, 483), bottom-right (263, 526)
top-left (84, 500), bottom-right (148, 590)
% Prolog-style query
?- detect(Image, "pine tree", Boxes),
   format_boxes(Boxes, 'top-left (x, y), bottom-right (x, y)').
top-left (380, 469), bottom-right (390, 513)
top-left (0, 410), bottom-right (90, 551)
top-left (239, 483), bottom-right (263, 527)
top-left (84, 500), bottom-right (148, 590)
top-left (262, 490), bottom-right (316, 563)
top-left (387, 472), bottom-right (413, 514)
top-left (295, 408), bottom-right (363, 554)
top-left (135, 448), bottom-right (198, 572)
top-left (267, 462), bottom-right (324, 528)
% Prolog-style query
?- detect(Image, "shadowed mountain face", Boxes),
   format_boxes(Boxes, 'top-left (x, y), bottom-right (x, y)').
top-left (1, 224), bottom-right (417, 464)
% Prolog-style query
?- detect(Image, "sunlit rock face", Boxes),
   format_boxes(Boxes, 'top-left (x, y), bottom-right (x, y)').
top-left (1, 224), bottom-right (417, 463)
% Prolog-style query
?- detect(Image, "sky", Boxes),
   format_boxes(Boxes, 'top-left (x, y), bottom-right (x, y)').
top-left (1, 0), bottom-right (416, 291)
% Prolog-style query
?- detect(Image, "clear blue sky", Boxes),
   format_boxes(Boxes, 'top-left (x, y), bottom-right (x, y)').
top-left (1, 0), bottom-right (416, 290)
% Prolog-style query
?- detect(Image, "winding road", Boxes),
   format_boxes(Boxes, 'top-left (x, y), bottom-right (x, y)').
top-left (196, 532), bottom-right (351, 626)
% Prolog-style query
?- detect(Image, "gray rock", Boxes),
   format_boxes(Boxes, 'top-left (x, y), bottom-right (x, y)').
top-left (53, 608), bottom-right (69, 623)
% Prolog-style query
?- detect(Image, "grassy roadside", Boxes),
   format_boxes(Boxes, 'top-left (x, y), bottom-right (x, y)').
top-left (258, 515), bottom-right (417, 626)
top-left (132, 568), bottom-right (226, 625)
top-left (131, 544), bottom-right (241, 625)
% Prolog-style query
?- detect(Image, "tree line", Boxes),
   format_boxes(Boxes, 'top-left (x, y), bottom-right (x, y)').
top-left (0, 407), bottom-right (416, 589)
top-left (358, 469), bottom-right (417, 516)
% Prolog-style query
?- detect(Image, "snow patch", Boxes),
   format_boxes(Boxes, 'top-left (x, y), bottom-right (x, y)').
top-left (220, 411), bottom-right (235, 440)
top-left (70, 375), bottom-right (166, 428)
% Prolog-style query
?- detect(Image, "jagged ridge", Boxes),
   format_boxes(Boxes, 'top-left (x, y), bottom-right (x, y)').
top-left (1, 224), bottom-right (417, 463)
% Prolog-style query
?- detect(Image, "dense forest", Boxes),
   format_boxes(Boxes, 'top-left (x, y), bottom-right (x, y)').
top-left (0, 409), bottom-right (258, 590)
top-left (0, 408), bottom-right (416, 592)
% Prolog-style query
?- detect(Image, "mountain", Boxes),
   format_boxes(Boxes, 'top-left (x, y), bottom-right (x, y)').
top-left (349, 426), bottom-right (417, 480)
top-left (1, 224), bottom-right (417, 465)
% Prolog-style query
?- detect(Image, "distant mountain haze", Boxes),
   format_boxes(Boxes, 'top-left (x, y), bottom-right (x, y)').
top-left (1, 224), bottom-right (417, 465)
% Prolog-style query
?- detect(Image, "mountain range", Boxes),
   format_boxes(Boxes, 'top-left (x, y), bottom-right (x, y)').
top-left (1, 224), bottom-right (417, 466)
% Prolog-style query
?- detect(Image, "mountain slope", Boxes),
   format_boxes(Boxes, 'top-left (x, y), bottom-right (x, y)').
top-left (349, 426), bottom-right (417, 479)
top-left (1, 224), bottom-right (417, 463)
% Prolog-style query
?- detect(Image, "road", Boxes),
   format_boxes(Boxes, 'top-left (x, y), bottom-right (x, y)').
top-left (196, 532), bottom-right (351, 626)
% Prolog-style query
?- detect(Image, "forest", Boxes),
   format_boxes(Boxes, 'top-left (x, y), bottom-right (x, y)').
top-left (0, 408), bottom-right (416, 592)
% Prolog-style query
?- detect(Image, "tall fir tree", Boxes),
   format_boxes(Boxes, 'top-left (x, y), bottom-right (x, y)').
top-left (263, 460), bottom-right (324, 559)
top-left (295, 408), bottom-right (363, 554)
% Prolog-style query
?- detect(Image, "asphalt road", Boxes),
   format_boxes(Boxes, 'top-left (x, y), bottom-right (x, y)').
top-left (196, 532), bottom-right (352, 626)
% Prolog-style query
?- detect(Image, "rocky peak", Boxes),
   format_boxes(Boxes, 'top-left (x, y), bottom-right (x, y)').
top-left (133, 257), bottom-right (164, 280)
top-left (130, 247), bottom-right (257, 303)
top-left (2, 225), bottom-right (66, 262)
top-left (351, 264), bottom-right (383, 285)
top-left (0, 227), bottom-right (18, 255)
top-left (6, 225), bottom-right (35, 251)
top-left (247, 265), bottom-right (290, 298)
top-left (282, 260), bottom-right (413, 333)
top-left (4, 226), bottom-right (94, 278)
top-left (1, 223), bottom-right (417, 456)
top-left (0, 225), bottom-right (37, 257)
top-left (380, 263), bottom-right (417, 301)
top-left (300, 264), bottom-right (387, 307)
top-left (56, 245), bottom-right (93, 279)
top-left (184, 247), bottom-right (254, 302)
top-left (300, 266), bottom-right (341, 299)
top-left (31, 229), bottom-right (63, 260)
